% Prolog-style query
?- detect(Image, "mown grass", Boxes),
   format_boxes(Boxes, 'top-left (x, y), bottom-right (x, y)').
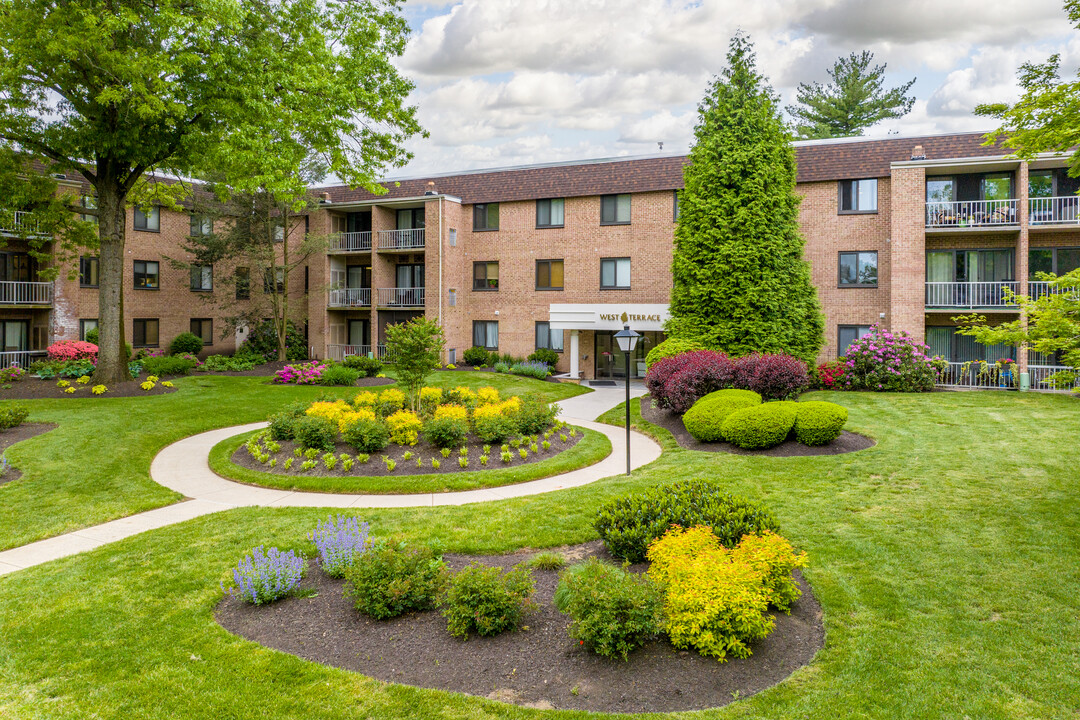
top-left (208, 425), bottom-right (611, 494)
top-left (0, 372), bottom-right (586, 550)
top-left (0, 389), bottom-right (1077, 719)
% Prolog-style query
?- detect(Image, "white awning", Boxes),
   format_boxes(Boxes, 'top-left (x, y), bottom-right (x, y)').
top-left (549, 303), bottom-right (669, 332)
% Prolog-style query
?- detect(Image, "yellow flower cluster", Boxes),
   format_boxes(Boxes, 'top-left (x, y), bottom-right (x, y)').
top-left (433, 403), bottom-right (468, 422)
top-left (76, 375), bottom-right (92, 385)
top-left (353, 391), bottom-right (378, 408)
top-left (386, 409), bottom-right (422, 446)
top-left (419, 386), bottom-right (443, 405)
top-left (646, 526), bottom-right (807, 662)
top-left (476, 386), bottom-right (500, 405)
top-left (377, 387), bottom-right (406, 413)
top-left (56, 380), bottom-right (70, 388)
top-left (446, 386), bottom-right (476, 405)
top-left (307, 400), bottom-right (377, 433)
top-left (92, 385), bottom-right (107, 395)
top-left (471, 397), bottom-right (521, 421)
top-left (140, 380), bottom-right (155, 391)
top-left (63, 387), bottom-right (76, 394)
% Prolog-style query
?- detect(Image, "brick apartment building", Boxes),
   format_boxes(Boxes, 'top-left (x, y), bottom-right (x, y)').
top-left (2, 130), bottom-right (1077, 387)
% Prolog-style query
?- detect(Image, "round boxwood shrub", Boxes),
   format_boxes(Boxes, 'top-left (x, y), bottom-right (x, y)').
top-left (527, 348), bottom-right (559, 366)
top-left (342, 417), bottom-right (390, 454)
top-left (462, 346), bottom-right (489, 366)
top-left (422, 416), bottom-right (468, 449)
top-left (644, 337), bottom-right (706, 369)
top-left (342, 354), bottom-right (383, 378)
top-left (441, 563), bottom-right (535, 639)
top-left (292, 415), bottom-right (337, 452)
top-left (793, 401), bottom-right (848, 446)
top-left (682, 389), bottom-right (762, 442)
top-left (720, 401), bottom-right (798, 450)
top-left (593, 479), bottom-right (781, 563)
top-left (169, 331), bottom-right (204, 356)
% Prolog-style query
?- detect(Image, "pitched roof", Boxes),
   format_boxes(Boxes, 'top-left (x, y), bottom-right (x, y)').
top-left (320, 131), bottom-right (1008, 206)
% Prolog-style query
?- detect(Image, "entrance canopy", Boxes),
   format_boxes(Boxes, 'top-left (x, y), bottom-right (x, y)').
top-left (548, 303), bottom-right (670, 332)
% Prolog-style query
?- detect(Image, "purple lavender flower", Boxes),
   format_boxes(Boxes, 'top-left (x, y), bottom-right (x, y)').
top-left (310, 515), bottom-right (373, 578)
top-left (227, 546), bottom-right (304, 605)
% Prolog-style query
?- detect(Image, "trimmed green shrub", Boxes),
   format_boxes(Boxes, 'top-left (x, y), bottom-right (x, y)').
top-left (515, 395), bottom-right (558, 435)
top-left (141, 355), bottom-right (197, 377)
top-left (318, 364), bottom-right (360, 386)
top-left (462, 346), bottom-right (489, 366)
top-left (644, 337), bottom-right (706, 369)
top-left (0, 403), bottom-right (29, 430)
top-left (793, 401), bottom-right (848, 446)
top-left (267, 401), bottom-right (309, 441)
top-left (201, 354), bottom-right (259, 372)
top-left (553, 558), bottom-right (664, 661)
top-left (342, 418), bottom-right (390, 454)
top-left (594, 479), bottom-right (781, 563)
top-left (721, 401), bottom-right (798, 450)
top-left (422, 416), bottom-right (468, 450)
top-left (682, 389), bottom-right (762, 442)
top-left (527, 348), bottom-right (559, 366)
top-left (441, 563), bottom-right (535, 639)
top-left (292, 415), bottom-right (337, 452)
top-left (345, 544), bottom-right (447, 620)
top-left (168, 332), bottom-right (204, 356)
top-left (341, 354), bottom-right (382, 377)
top-left (472, 412), bottom-right (519, 443)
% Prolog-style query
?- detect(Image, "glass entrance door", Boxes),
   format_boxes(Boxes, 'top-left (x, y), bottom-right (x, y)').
top-left (593, 331), bottom-right (664, 379)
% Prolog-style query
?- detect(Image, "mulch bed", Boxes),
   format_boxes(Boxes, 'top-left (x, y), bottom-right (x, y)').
top-left (0, 378), bottom-right (178, 400)
top-left (216, 540), bottom-right (824, 714)
top-left (195, 361), bottom-right (396, 388)
top-left (0, 422), bottom-right (56, 485)
top-left (640, 395), bottom-right (876, 456)
top-left (231, 426), bottom-right (583, 479)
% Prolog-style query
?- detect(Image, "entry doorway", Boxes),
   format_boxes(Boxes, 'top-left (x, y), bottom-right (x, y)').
top-left (347, 319), bottom-right (370, 348)
top-left (593, 331), bottom-right (663, 379)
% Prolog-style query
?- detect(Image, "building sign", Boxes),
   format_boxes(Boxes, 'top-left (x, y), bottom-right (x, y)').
top-left (549, 303), bottom-right (670, 332)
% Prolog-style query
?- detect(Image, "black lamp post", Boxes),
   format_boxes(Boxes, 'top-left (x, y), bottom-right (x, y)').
top-left (613, 324), bottom-right (641, 476)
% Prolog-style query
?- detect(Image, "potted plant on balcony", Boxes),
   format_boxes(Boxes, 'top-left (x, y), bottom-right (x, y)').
top-left (996, 358), bottom-right (1015, 388)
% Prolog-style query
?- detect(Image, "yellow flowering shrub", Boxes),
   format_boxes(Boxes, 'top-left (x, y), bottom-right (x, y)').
top-left (140, 380), bottom-right (155, 391)
top-left (471, 400), bottom-right (520, 442)
top-left (306, 400), bottom-right (352, 427)
top-left (353, 391), bottom-right (378, 408)
top-left (730, 531), bottom-right (807, 612)
top-left (76, 375), bottom-right (92, 385)
top-left (377, 388), bottom-right (406, 416)
top-left (445, 386), bottom-right (476, 407)
top-left (147, 375), bottom-right (159, 383)
top-left (92, 385), bottom-right (107, 395)
top-left (419, 386), bottom-right (443, 415)
top-left (476, 386), bottom-right (500, 405)
top-left (386, 409), bottom-right (422, 446)
top-left (433, 404), bottom-right (469, 422)
top-left (646, 525), bottom-right (774, 662)
top-left (337, 408), bottom-right (378, 433)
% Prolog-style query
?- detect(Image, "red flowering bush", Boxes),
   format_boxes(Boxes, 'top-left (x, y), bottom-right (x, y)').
top-left (742, 354), bottom-right (809, 400)
top-left (647, 350), bottom-right (809, 411)
top-left (47, 340), bottom-right (98, 362)
top-left (816, 360), bottom-right (846, 390)
top-left (656, 351), bottom-right (735, 414)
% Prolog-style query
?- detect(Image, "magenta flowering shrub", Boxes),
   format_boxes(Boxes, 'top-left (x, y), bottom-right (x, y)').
top-left (743, 354), bottom-right (809, 400)
top-left (273, 360), bottom-right (327, 385)
top-left (839, 326), bottom-right (944, 392)
top-left (46, 340), bottom-right (97, 362)
top-left (646, 351), bottom-right (735, 414)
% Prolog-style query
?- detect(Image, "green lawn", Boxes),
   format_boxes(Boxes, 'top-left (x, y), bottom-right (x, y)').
top-left (0, 372), bottom-right (587, 550)
top-left (0, 389), bottom-right (1077, 718)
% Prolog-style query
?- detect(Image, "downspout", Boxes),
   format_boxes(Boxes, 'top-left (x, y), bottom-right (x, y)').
top-left (438, 195), bottom-right (444, 361)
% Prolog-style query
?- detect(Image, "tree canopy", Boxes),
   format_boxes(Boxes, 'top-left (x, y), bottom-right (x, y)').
top-left (787, 51), bottom-right (916, 140)
top-left (668, 34), bottom-right (824, 364)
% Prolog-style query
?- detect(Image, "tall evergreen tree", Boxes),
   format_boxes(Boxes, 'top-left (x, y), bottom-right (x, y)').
top-left (668, 34), bottom-right (824, 364)
top-left (787, 51), bottom-right (916, 139)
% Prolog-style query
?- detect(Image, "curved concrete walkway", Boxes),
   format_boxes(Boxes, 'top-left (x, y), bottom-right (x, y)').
top-left (0, 386), bottom-right (656, 576)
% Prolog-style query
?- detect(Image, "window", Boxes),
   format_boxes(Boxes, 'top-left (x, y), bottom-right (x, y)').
top-left (838, 325), bottom-right (872, 356)
top-left (190, 264), bottom-right (213, 291)
top-left (838, 179), bottom-right (878, 213)
top-left (535, 321), bottom-right (564, 352)
top-left (981, 173), bottom-right (1012, 201)
top-left (132, 318), bottom-right (160, 348)
top-left (273, 223), bottom-right (285, 242)
top-left (190, 318), bottom-right (213, 345)
top-left (926, 178), bottom-right (954, 203)
top-left (133, 206), bottom-right (159, 232)
top-left (536, 199), bottom-right (564, 228)
top-left (473, 261), bottom-right (499, 291)
top-left (473, 320), bottom-right (498, 350)
top-left (396, 208), bottom-right (425, 229)
top-left (1029, 170), bottom-right (1054, 198)
top-left (673, 190), bottom-right (681, 221)
top-left (838, 252), bottom-right (878, 287)
top-left (79, 256), bottom-right (99, 287)
top-left (600, 194), bottom-right (631, 225)
top-left (600, 257), bottom-right (630, 289)
top-left (536, 259), bottom-right (564, 290)
top-left (473, 203), bottom-right (499, 231)
top-left (79, 319), bottom-right (98, 341)
top-left (189, 214), bottom-right (212, 236)
top-left (263, 267), bottom-right (284, 293)
top-left (134, 260), bottom-right (159, 289)
top-left (304, 265), bottom-right (309, 294)
top-left (235, 267), bottom-right (250, 299)
top-left (448, 289), bottom-right (457, 307)
top-left (449, 228), bottom-right (457, 246)
top-left (80, 195), bottom-right (97, 225)
top-left (449, 348), bottom-right (456, 365)
top-left (1030, 247), bottom-right (1080, 277)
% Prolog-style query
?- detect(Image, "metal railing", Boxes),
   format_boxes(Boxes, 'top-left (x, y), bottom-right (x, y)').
top-left (328, 231), bottom-right (372, 252)
top-left (377, 287), bottom-right (425, 306)
top-left (377, 228), bottom-right (425, 250)
top-left (0, 281), bottom-right (53, 305)
top-left (0, 210), bottom-right (42, 235)
top-left (326, 344), bottom-right (372, 362)
top-left (1029, 196), bottom-right (1080, 225)
top-left (1029, 365), bottom-right (1080, 391)
top-left (376, 344), bottom-right (389, 359)
top-left (925, 281), bottom-right (1018, 307)
top-left (925, 199), bottom-right (1018, 228)
top-left (0, 350), bottom-right (46, 369)
top-left (327, 287), bottom-right (371, 308)
top-left (937, 361), bottom-right (1017, 389)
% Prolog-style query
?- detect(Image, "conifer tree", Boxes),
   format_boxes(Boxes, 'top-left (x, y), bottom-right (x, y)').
top-left (668, 34), bottom-right (824, 364)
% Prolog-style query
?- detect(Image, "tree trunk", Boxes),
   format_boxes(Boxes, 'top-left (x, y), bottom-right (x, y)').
top-left (93, 184), bottom-right (131, 384)
top-left (278, 209), bottom-right (289, 361)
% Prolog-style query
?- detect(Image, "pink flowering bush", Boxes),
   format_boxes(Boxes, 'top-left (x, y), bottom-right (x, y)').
top-left (46, 340), bottom-right (98, 362)
top-left (839, 326), bottom-right (946, 392)
top-left (273, 361), bottom-right (327, 385)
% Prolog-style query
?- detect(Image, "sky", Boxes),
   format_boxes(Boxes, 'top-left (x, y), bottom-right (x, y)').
top-left (382, 0), bottom-right (1080, 178)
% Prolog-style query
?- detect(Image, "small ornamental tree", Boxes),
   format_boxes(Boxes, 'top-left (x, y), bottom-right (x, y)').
top-left (384, 317), bottom-right (445, 410)
top-left (669, 34), bottom-right (824, 365)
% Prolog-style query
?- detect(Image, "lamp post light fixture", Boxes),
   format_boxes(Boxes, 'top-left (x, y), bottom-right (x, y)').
top-left (613, 324), bottom-right (641, 476)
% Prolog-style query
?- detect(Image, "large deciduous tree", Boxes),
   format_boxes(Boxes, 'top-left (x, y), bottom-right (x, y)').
top-left (787, 51), bottom-right (916, 140)
top-left (0, 0), bottom-right (421, 383)
top-left (668, 34), bottom-right (824, 364)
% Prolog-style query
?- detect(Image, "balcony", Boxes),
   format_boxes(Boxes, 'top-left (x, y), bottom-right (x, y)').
top-left (327, 287), bottom-right (371, 308)
top-left (326, 343), bottom-right (372, 362)
top-left (1030, 365), bottom-right (1080, 391)
top-left (925, 281), bottom-right (1018, 308)
top-left (377, 228), bottom-right (424, 251)
top-left (0, 350), bottom-right (46, 369)
top-left (925, 200), bottom-right (1018, 229)
top-left (0, 281), bottom-right (53, 305)
top-left (0, 211), bottom-right (43, 236)
top-left (377, 287), bottom-right (425, 307)
top-left (328, 231), bottom-right (372, 253)
top-left (1029, 196), bottom-right (1080, 225)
